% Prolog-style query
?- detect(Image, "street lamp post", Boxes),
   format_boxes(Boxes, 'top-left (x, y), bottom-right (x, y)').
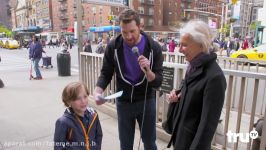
top-left (220, 2), bottom-right (225, 41)
top-left (77, 0), bottom-right (82, 80)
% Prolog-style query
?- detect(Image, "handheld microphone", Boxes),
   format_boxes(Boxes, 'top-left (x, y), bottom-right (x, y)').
top-left (132, 46), bottom-right (140, 57)
top-left (132, 46), bottom-right (147, 72)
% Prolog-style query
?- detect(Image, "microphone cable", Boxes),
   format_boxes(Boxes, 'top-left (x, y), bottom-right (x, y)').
top-left (137, 78), bottom-right (149, 150)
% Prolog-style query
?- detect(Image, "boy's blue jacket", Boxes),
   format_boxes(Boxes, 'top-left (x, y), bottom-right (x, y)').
top-left (54, 107), bottom-right (103, 150)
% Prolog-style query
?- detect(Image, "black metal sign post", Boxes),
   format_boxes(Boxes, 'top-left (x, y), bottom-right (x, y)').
top-left (161, 66), bottom-right (175, 94)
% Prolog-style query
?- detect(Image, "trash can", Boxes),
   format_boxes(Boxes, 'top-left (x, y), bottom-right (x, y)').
top-left (0, 78), bottom-right (4, 88)
top-left (57, 52), bottom-right (71, 76)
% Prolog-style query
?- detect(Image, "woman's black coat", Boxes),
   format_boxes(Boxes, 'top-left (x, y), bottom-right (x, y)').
top-left (167, 53), bottom-right (227, 150)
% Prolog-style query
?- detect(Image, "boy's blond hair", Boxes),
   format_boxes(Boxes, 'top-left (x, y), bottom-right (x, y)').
top-left (62, 82), bottom-right (89, 107)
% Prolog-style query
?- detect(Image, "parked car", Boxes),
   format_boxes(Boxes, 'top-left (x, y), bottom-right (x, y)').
top-left (5, 39), bottom-right (20, 49)
top-left (230, 44), bottom-right (266, 61)
top-left (0, 38), bottom-right (8, 48)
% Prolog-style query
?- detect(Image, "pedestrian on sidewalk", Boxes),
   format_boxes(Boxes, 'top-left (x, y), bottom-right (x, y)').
top-left (54, 82), bottom-right (103, 150)
top-left (61, 40), bottom-right (69, 53)
top-left (168, 39), bottom-right (176, 52)
top-left (29, 35), bottom-right (45, 80)
top-left (84, 40), bottom-right (92, 53)
top-left (93, 9), bottom-right (163, 150)
top-left (95, 39), bottom-right (106, 54)
top-left (242, 38), bottom-right (249, 50)
top-left (164, 20), bottom-right (226, 150)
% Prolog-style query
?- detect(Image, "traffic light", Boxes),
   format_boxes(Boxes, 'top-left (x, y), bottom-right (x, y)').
top-left (229, 18), bottom-right (237, 23)
top-left (231, 0), bottom-right (238, 5)
top-left (108, 15), bottom-right (117, 21)
top-left (108, 15), bottom-right (113, 21)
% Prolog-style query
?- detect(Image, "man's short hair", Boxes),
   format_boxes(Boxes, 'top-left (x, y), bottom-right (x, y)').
top-left (118, 9), bottom-right (140, 25)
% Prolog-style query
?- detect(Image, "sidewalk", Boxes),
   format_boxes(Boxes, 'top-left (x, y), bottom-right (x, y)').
top-left (0, 68), bottom-right (167, 150)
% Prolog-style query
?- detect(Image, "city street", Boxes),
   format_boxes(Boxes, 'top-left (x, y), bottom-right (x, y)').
top-left (0, 44), bottom-right (98, 73)
top-left (0, 46), bottom-right (167, 150)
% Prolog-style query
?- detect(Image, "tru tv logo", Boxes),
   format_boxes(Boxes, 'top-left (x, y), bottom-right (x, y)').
top-left (226, 129), bottom-right (259, 143)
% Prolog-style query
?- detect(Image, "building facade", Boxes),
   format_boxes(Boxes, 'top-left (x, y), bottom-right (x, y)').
top-left (52, 0), bottom-right (112, 33)
top-left (239, 0), bottom-right (264, 38)
top-left (0, 0), bottom-right (12, 28)
top-left (194, 0), bottom-right (223, 32)
top-left (258, 0), bottom-right (266, 43)
top-left (130, 0), bottom-right (164, 31)
top-left (33, 0), bottom-right (52, 31)
top-left (12, 0), bottom-right (28, 28)
top-left (163, 0), bottom-right (182, 27)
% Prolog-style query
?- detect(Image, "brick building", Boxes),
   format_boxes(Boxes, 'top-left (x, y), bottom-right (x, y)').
top-left (195, 0), bottom-right (222, 24)
top-left (52, 0), bottom-right (111, 33)
top-left (33, 0), bottom-right (53, 31)
top-left (0, 0), bottom-right (12, 28)
top-left (111, 0), bottom-right (177, 38)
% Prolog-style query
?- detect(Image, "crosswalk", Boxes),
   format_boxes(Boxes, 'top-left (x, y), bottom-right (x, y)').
top-left (0, 54), bottom-right (80, 73)
top-left (0, 54), bottom-right (31, 71)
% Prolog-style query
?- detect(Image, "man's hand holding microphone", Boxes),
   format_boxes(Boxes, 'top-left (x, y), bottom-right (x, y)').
top-left (132, 46), bottom-right (155, 82)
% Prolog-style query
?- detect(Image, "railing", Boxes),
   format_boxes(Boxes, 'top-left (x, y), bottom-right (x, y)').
top-left (80, 52), bottom-right (266, 150)
top-left (162, 51), bottom-right (266, 73)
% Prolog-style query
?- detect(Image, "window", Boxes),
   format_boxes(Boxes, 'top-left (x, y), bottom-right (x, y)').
top-left (93, 16), bottom-right (96, 24)
top-left (148, 0), bottom-right (154, 4)
top-left (140, 18), bottom-right (144, 24)
top-left (158, 20), bottom-right (162, 25)
top-left (92, 7), bottom-right (96, 14)
top-left (148, 8), bottom-right (154, 15)
top-left (252, 15), bottom-right (256, 20)
top-left (99, 6), bottom-right (103, 13)
top-left (100, 16), bottom-right (102, 24)
top-left (148, 19), bottom-right (153, 26)
top-left (138, 7), bottom-right (144, 14)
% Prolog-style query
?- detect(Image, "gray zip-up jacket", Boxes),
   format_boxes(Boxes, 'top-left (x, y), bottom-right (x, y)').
top-left (96, 31), bottom-right (163, 103)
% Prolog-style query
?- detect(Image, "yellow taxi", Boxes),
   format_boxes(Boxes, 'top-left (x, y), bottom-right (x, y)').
top-left (230, 44), bottom-right (266, 61)
top-left (0, 38), bottom-right (8, 48)
top-left (5, 39), bottom-right (20, 49)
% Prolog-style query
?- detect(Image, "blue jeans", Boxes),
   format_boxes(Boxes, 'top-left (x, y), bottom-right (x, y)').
top-left (33, 58), bottom-right (42, 78)
top-left (116, 98), bottom-right (157, 150)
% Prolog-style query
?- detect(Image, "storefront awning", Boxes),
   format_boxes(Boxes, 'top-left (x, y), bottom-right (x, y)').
top-left (89, 26), bottom-right (121, 33)
top-left (67, 27), bottom-right (74, 33)
top-left (12, 26), bottom-right (42, 33)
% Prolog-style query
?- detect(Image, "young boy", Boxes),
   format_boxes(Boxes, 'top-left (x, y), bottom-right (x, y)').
top-left (54, 82), bottom-right (103, 150)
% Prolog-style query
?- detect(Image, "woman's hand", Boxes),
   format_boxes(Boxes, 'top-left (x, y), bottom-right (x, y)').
top-left (168, 89), bottom-right (181, 103)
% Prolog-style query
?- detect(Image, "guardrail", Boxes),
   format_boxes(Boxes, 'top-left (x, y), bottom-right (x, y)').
top-left (80, 52), bottom-right (266, 150)
top-left (162, 52), bottom-right (266, 73)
